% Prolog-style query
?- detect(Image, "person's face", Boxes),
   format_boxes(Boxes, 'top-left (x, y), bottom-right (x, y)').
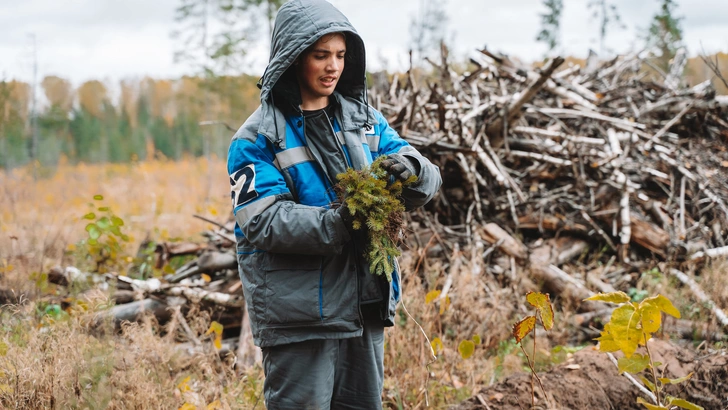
top-left (297, 33), bottom-right (346, 108)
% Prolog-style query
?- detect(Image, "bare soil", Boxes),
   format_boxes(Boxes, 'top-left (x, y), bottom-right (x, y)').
top-left (452, 339), bottom-right (728, 410)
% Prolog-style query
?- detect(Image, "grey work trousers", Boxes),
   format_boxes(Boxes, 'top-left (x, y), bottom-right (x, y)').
top-left (261, 321), bottom-right (385, 410)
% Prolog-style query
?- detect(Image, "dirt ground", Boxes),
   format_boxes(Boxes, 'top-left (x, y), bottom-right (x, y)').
top-left (453, 339), bottom-right (728, 410)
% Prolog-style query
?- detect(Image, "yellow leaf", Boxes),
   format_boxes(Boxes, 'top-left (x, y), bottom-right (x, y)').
top-left (201, 274), bottom-right (211, 283)
top-left (0, 384), bottom-right (13, 394)
top-left (213, 336), bottom-right (222, 350)
top-left (177, 376), bottom-right (191, 392)
top-left (640, 376), bottom-right (657, 393)
top-left (439, 295), bottom-right (450, 315)
top-left (596, 330), bottom-right (621, 353)
top-left (642, 295), bottom-right (681, 318)
top-left (637, 398), bottom-right (668, 410)
top-left (178, 404), bottom-right (196, 410)
top-left (430, 337), bottom-right (443, 355)
top-left (472, 334), bottom-right (481, 345)
top-left (607, 304), bottom-right (642, 357)
top-left (526, 291), bottom-right (554, 330)
top-left (205, 321), bottom-right (223, 336)
top-left (512, 316), bottom-right (536, 343)
top-left (206, 400), bottom-right (222, 409)
top-left (640, 304), bottom-right (662, 335)
top-left (458, 340), bottom-right (475, 359)
top-left (425, 290), bottom-right (441, 304)
top-left (585, 291), bottom-right (631, 304)
top-left (0, 341), bottom-right (8, 356)
top-left (665, 398), bottom-right (704, 410)
top-left (617, 353), bottom-right (650, 374)
top-left (659, 372), bottom-right (693, 385)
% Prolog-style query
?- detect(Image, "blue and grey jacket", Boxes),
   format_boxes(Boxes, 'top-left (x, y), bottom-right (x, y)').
top-left (227, 0), bottom-right (441, 348)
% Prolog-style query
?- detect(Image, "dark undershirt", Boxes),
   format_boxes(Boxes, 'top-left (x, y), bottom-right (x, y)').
top-left (302, 105), bottom-right (348, 183)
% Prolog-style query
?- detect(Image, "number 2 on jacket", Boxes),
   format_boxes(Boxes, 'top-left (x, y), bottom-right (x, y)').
top-left (230, 164), bottom-right (258, 207)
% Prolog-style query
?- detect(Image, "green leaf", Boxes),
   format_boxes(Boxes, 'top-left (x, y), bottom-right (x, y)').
top-left (526, 291), bottom-right (554, 330)
top-left (0, 341), bottom-right (8, 356)
top-left (98, 206), bottom-right (110, 212)
top-left (458, 340), bottom-right (475, 359)
top-left (512, 316), bottom-right (536, 343)
top-left (617, 353), bottom-right (650, 374)
top-left (111, 216), bottom-right (124, 227)
top-left (85, 223), bottom-right (101, 240)
top-left (666, 398), bottom-right (704, 410)
top-left (637, 398), bottom-right (668, 410)
top-left (472, 334), bottom-right (481, 345)
top-left (584, 291), bottom-right (631, 304)
top-left (96, 217), bottom-right (111, 230)
top-left (642, 294), bottom-right (681, 318)
top-left (93, 194), bottom-right (104, 200)
top-left (658, 372), bottom-right (693, 385)
top-left (83, 212), bottom-right (96, 220)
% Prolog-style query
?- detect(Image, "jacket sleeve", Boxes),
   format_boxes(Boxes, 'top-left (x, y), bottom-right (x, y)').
top-left (373, 110), bottom-right (442, 209)
top-left (228, 134), bottom-right (351, 255)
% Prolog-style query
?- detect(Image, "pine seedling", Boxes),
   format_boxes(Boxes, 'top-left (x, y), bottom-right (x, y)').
top-left (335, 156), bottom-right (416, 281)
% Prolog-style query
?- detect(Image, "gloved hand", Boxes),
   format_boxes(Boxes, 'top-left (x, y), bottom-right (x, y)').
top-left (380, 154), bottom-right (419, 183)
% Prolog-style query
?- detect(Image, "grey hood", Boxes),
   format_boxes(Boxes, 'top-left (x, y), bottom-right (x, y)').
top-left (257, 0), bottom-right (371, 142)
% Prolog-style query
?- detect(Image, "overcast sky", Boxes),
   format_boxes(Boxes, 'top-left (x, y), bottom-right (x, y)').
top-left (1, 0), bottom-right (727, 87)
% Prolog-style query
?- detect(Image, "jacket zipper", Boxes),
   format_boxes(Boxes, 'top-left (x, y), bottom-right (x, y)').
top-left (300, 109), bottom-right (364, 328)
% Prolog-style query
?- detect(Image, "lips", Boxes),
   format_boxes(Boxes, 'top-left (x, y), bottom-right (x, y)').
top-left (320, 77), bottom-right (337, 87)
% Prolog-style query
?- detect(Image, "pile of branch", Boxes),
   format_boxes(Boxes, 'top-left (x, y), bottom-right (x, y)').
top-left (369, 47), bottom-right (728, 331)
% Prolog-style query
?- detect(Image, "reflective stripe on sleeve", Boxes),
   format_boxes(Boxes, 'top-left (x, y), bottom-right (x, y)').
top-left (235, 195), bottom-right (278, 225)
top-left (274, 146), bottom-right (315, 169)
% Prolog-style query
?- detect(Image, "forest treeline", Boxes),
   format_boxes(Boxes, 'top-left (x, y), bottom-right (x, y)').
top-left (1, 53), bottom-right (727, 170)
top-left (0, 74), bottom-right (260, 169)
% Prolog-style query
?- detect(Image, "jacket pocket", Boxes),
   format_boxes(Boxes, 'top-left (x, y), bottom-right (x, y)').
top-left (263, 253), bottom-right (323, 326)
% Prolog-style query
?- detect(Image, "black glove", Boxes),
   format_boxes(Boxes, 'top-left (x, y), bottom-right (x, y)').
top-left (380, 154), bottom-right (418, 182)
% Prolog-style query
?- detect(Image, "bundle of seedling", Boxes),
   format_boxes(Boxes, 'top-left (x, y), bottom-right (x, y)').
top-left (335, 156), bottom-right (417, 281)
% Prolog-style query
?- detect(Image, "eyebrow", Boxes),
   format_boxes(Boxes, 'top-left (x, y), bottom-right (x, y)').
top-left (312, 48), bottom-right (346, 54)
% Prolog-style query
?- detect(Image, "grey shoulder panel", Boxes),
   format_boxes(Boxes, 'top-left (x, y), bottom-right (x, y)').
top-left (232, 107), bottom-right (263, 144)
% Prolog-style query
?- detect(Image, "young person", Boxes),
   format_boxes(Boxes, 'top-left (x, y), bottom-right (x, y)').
top-left (227, 0), bottom-right (441, 408)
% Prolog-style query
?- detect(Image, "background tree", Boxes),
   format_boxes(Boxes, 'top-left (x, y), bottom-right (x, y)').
top-left (409, 0), bottom-right (450, 66)
top-left (645, 0), bottom-right (684, 70)
top-left (587, 0), bottom-right (624, 55)
top-left (536, 0), bottom-right (563, 55)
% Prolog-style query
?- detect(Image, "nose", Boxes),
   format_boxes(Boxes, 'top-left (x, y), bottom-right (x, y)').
top-left (327, 56), bottom-right (340, 72)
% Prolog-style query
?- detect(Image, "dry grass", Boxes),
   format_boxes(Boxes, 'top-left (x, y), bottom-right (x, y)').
top-left (5, 159), bottom-right (721, 409)
top-left (0, 157), bottom-right (230, 293)
top-left (0, 159), bottom-right (531, 409)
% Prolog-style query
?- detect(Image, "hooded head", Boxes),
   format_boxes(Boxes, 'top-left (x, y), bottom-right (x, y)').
top-left (260, 0), bottom-right (367, 116)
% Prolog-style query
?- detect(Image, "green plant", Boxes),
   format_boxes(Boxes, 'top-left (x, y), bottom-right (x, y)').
top-left (336, 156), bottom-right (416, 281)
top-left (585, 291), bottom-right (703, 410)
top-left (75, 195), bottom-right (129, 273)
top-left (511, 291), bottom-right (554, 409)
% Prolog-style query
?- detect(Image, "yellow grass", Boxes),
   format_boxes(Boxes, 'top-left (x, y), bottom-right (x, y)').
top-left (1, 157), bottom-right (230, 287)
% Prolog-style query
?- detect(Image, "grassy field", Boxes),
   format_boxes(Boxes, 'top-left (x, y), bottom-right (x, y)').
top-left (1, 159), bottom-right (725, 409)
